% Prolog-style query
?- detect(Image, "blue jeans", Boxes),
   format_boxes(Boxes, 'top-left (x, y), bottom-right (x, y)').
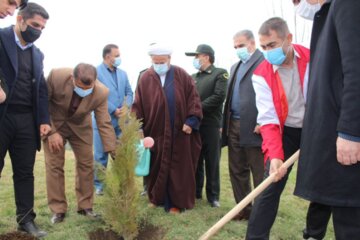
top-left (93, 125), bottom-right (120, 191)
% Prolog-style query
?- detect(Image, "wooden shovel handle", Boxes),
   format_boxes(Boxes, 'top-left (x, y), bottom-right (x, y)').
top-left (199, 150), bottom-right (300, 240)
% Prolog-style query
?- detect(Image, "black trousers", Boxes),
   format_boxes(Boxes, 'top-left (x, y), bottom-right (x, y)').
top-left (0, 112), bottom-right (37, 223)
top-left (304, 203), bottom-right (360, 240)
top-left (246, 126), bottom-right (330, 240)
top-left (332, 206), bottom-right (360, 239)
top-left (196, 125), bottom-right (221, 202)
top-left (304, 202), bottom-right (331, 239)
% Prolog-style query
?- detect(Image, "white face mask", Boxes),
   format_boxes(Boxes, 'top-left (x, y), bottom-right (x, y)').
top-left (295, 0), bottom-right (321, 21)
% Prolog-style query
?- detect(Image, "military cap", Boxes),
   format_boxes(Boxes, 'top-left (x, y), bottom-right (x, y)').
top-left (185, 44), bottom-right (215, 57)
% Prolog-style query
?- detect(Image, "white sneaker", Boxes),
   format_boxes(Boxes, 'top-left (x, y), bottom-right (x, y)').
top-left (95, 189), bottom-right (103, 195)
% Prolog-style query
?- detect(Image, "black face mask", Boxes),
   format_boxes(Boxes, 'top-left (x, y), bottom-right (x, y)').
top-left (21, 25), bottom-right (42, 43)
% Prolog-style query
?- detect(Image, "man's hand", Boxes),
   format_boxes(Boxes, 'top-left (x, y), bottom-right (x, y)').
top-left (0, 85), bottom-right (6, 103)
top-left (114, 108), bottom-right (122, 118)
top-left (270, 158), bottom-right (287, 182)
top-left (109, 150), bottom-right (116, 160)
top-left (138, 129), bottom-right (144, 139)
top-left (119, 105), bottom-right (128, 117)
top-left (48, 132), bottom-right (64, 153)
top-left (253, 125), bottom-right (261, 135)
top-left (40, 124), bottom-right (52, 137)
top-left (182, 124), bottom-right (192, 135)
top-left (336, 137), bottom-right (360, 165)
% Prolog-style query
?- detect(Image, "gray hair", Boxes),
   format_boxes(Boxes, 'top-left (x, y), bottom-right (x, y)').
top-left (233, 30), bottom-right (255, 41)
top-left (259, 17), bottom-right (289, 39)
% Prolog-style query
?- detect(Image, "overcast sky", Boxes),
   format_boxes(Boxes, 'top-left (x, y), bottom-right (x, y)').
top-left (0, 0), bottom-right (312, 89)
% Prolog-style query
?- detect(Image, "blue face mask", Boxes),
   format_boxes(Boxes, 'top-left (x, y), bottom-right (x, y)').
top-left (236, 47), bottom-right (251, 63)
top-left (74, 86), bottom-right (93, 98)
top-left (262, 44), bottom-right (287, 66)
top-left (193, 58), bottom-right (201, 70)
top-left (153, 63), bottom-right (169, 76)
top-left (113, 57), bottom-right (121, 68)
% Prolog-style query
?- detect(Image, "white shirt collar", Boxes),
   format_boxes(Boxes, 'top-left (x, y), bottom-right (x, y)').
top-left (13, 27), bottom-right (33, 50)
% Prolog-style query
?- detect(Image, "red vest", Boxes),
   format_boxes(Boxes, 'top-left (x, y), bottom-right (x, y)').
top-left (254, 44), bottom-right (310, 162)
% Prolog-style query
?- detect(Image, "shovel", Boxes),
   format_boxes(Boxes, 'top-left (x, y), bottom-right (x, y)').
top-left (199, 150), bottom-right (300, 240)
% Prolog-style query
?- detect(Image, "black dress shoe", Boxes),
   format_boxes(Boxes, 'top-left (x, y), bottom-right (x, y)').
top-left (210, 200), bottom-right (220, 208)
top-left (77, 208), bottom-right (99, 218)
top-left (232, 211), bottom-right (251, 221)
top-left (51, 213), bottom-right (65, 224)
top-left (18, 220), bottom-right (47, 238)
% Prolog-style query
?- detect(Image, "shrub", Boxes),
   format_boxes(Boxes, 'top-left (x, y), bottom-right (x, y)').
top-left (102, 113), bottom-right (141, 240)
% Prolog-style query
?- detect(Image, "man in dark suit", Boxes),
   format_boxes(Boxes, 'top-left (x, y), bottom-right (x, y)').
top-left (185, 44), bottom-right (228, 208)
top-left (0, 3), bottom-right (50, 238)
top-left (222, 30), bottom-right (264, 221)
top-left (0, 0), bottom-right (28, 103)
top-left (295, 0), bottom-right (360, 239)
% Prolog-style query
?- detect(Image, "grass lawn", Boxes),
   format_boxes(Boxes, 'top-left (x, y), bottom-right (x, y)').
top-left (0, 148), bottom-right (334, 240)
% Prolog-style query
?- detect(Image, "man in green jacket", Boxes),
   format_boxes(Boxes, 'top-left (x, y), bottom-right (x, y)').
top-left (185, 44), bottom-right (228, 207)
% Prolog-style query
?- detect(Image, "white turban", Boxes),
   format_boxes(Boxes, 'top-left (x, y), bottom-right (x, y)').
top-left (148, 43), bottom-right (173, 56)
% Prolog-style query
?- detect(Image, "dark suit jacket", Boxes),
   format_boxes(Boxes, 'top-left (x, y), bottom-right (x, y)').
top-left (222, 49), bottom-right (264, 147)
top-left (0, 26), bottom-right (50, 150)
top-left (295, 0), bottom-right (360, 206)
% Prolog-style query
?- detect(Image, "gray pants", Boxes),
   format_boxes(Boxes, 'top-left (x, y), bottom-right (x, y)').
top-left (228, 118), bottom-right (264, 214)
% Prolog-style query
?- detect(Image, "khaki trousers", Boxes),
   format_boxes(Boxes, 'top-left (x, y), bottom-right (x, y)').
top-left (44, 123), bottom-right (94, 214)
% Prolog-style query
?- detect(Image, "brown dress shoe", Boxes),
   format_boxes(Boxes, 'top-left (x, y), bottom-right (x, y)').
top-left (51, 213), bottom-right (65, 224)
top-left (77, 208), bottom-right (99, 218)
top-left (169, 207), bottom-right (181, 214)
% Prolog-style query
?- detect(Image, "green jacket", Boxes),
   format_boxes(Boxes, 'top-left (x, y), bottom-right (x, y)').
top-left (192, 65), bottom-right (228, 127)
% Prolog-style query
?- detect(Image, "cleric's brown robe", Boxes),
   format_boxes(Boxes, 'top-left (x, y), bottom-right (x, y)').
top-left (132, 65), bottom-right (202, 209)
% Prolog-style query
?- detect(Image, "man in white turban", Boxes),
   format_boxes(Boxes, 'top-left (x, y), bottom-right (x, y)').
top-left (132, 43), bottom-right (203, 214)
top-left (147, 43), bottom-right (173, 56)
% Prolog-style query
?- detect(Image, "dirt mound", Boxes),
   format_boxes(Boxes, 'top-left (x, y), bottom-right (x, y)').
top-left (88, 222), bottom-right (166, 240)
top-left (0, 232), bottom-right (36, 240)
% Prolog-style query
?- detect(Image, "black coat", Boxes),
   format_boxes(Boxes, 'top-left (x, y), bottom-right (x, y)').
top-left (0, 26), bottom-right (50, 150)
top-left (295, 0), bottom-right (360, 207)
top-left (222, 49), bottom-right (263, 147)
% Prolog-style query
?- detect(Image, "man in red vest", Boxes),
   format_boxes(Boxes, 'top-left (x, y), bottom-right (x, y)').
top-left (245, 17), bottom-right (329, 240)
